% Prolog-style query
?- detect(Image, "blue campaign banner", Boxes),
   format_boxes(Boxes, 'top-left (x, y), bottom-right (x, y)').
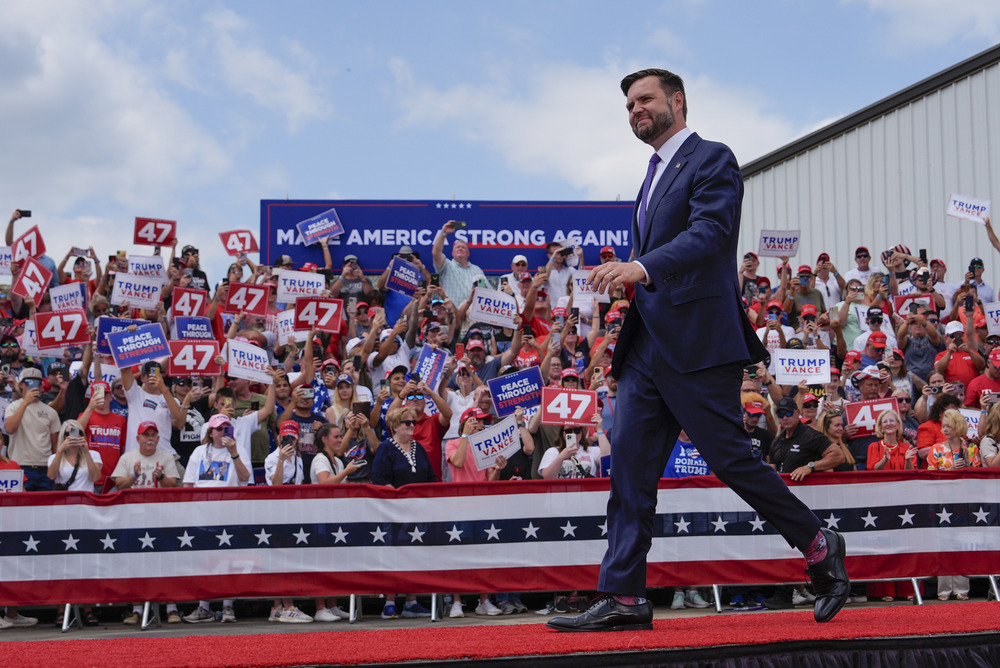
top-left (488, 365), bottom-right (544, 417)
top-left (383, 290), bottom-right (412, 328)
top-left (175, 316), bottom-right (215, 341)
top-left (260, 199), bottom-right (633, 275)
top-left (95, 316), bottom-right (149, 356)
top-left (106, 322), bottom-right (171, 370)
top-left (414, 346), bottom-right (449, 389)
top-left (294, 207), bottom-right (345, 245)
top-left (385, 256), bottom-right (420, 297)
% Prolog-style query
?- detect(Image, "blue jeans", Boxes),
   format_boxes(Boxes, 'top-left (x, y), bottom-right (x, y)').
top-left (23, 466), bottom-right (53, 492)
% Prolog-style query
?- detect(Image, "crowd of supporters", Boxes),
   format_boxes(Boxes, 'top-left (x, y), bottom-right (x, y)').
top-left (1, 212), bottom-right (998, 630)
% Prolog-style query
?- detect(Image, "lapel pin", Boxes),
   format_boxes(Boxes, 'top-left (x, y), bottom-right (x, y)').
top-left (675, 163), bottom-right (681, 169)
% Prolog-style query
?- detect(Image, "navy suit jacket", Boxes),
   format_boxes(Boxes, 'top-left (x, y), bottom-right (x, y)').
top-left (612, 132), bottom-right (769, 377)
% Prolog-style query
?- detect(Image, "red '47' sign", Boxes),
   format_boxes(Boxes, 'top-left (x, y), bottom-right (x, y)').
top-left (223, 282), bottom-right (271, 316)
top-left (134, 217), bottom-right (177, 246)
top-left (540, 386), bottom-right (598, 427)
top-left (12, 225), bottom-right (46, 263)
top-left (171, 287), bottom-right (209, 318)
top-left (844, 398), bottom-right (900, 438)
top-left (218, 230), bottom-right (259, 256)
top-left (34, 310), bottom-right (90, 350)
top-left (12, 257), bottom-right (53, 302)
top-left (168, 340), bottom-right (223, 377)
top-left (294, 297), bottom-right (343, 333)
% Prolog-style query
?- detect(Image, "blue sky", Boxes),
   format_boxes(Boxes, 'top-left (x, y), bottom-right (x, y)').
top-left (2, 0), bottom-right (999, 278)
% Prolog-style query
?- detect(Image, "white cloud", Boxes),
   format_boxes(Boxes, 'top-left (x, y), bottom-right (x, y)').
top-left (854, 0), bottom-right (1000, 47)
top-left (390, 59), bottom-right (806, 199)
top-left (204, 8), bottom-right (331, 133)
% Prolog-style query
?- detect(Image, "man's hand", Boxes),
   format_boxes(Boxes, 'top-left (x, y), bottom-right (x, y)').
top-left (442, 221), bottom-right (456, 235)
top-left (23, 387), bottom-right (40, 405)
top-left (789, 465), bottom-right (812, 482)
top-left (587, 261), bottom-right (646, 295)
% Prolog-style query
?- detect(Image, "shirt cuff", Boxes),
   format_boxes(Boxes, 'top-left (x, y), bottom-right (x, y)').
top-left (632, 260), bottom-right (651, 285)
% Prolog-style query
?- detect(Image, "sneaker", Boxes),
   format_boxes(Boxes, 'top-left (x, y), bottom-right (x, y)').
top-left (278, 607), bottom-right (312, 623)
top-left (268, 607), bottom-right (281, 622)
top-left (475, 599), bottom-right (502, 616)
top-left (793, 589), bottom-right (817, 606)
top-left (329, 605), bottom-right (351, 620)
top-left (449, 601), bottom-right (464, 618)
top-left (0, 616), bottom-right (12, 629)
top-left (314, 608), bottom-right (339, 622)
top-left (167, 611), bottom-right (182, 624)
top-left (670, 591), bottom-right (685, 610)
top-left (512, 600), bottom-right (528, 614)
top-left (849, 596), bottom-right (867, 604)
top-left (381, 603), bottom-right (398, 619)
top-left (685, 591), bottom-right (710, 608)
top-left (6, 613), bottom-right (37, 627)
top-left (762, 590), bottom-right (794, 610)
top-left (729, 595), bottom-right (745, 609)
top-left (122, 611), bottom-right (140, 625)
top-left (401, 602), bottom-right (431, 618)
top-left (534, 603), bottom-right (553, 615)
top-left (221, 606), bottom-right (237, 623)
top-left (182, 607), bottom-right (216, 623)
top-left (498, 600), bottom-right (516, 615)
top-left (552, 597), bottom-right (570, 614)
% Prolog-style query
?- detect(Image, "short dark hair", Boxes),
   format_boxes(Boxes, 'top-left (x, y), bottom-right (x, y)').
top-left (620, 68), bottom-right (687, 120)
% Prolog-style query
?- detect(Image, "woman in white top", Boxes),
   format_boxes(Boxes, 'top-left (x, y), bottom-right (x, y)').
top-left (539, 412), bottom-right (610, 479)
top-left (325, 374), bottom-right (359, 430)
top-left (47, 420), bottom-right (102, 492)
top-left (47, 419), bottom-right (102, 627)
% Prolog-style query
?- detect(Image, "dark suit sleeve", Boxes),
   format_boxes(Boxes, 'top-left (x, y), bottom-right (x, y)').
top-left (636, 143), bottom-right (742, 284)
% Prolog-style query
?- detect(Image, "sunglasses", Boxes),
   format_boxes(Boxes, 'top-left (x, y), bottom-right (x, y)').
top-left (776, 410), bottom-right (796, 418)
top-left (927, 318), bottom-right (939, 324)
top-left (399, 419), bottom-right (417, 427)
top-left (513, 261), bottom-right (527, 266)
top-left (173, 378), bottom-right (201, 387)
top-left (93, 307), bottom-right (109, 314)
top-left (856, 253), bottom-right (870, 259)
top-left (1, 342), bottom-right (18, 348)
top-left (406, 394), bottom-right (425, 402)
top-left (897, 397), bottom-right (912, 403)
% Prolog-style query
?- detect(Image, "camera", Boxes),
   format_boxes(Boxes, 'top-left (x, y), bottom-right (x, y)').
top-left (451, 221), bottom-right (467, 230)
top-left (67, 426), bottom-right (84, 438)
top-left (929, 386), bottom-right (942, 395)
top-left (301, 387), bottom-right (315, 399)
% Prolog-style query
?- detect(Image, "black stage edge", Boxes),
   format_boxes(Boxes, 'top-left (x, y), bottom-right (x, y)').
top-left (332, 631), bottom-right (1000, 668)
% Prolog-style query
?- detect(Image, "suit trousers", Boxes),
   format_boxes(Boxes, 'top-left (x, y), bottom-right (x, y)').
top-left (597, 318), bottom-right (823, 596)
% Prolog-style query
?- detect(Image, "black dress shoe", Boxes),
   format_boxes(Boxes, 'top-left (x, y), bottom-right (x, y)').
top-left (807, 528), bottom-right (850, 623)
top-left (546, 595), bottom-right (653, 632)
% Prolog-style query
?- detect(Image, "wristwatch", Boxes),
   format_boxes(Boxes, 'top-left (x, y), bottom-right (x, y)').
top-left (807, 461), bottom-right (815, 469)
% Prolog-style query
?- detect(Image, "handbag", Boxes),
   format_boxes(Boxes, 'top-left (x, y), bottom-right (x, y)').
top-left (53, 457), bottom-right (81, 491)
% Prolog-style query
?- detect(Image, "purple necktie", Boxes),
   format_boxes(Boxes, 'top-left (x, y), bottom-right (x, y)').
top-left (637, 152), bottom-right (662, 245)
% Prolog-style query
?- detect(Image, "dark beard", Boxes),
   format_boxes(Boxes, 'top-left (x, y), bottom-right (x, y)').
top-left (633, 107), bottom-right (675, 142)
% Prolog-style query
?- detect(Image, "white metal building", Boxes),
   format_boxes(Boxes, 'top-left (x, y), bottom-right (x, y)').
top-left (740, 44), bottom-right (1000, 295)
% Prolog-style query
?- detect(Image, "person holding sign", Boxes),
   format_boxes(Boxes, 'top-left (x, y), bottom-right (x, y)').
top-left (121, 361), bottom-right (186, 458)
top-left (539, 412), bottom-right (609, 479)
top-left (559, 69), bottom-right (850, 634)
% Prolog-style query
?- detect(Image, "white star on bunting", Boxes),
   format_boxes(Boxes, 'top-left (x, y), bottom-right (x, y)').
top-left (446, 525), bottom-right (464, 542)
top-left (177, 532), bottom-right (194, 548)
top-left (674, 517), bottom-right (690, 533)
top-left (332, 527), bottom-right (349, 544)
top-left (408, 527), bottom-right (426, 543)
top-left (936, 508), bottom-right (953, 524)
top-left (370, 527), bottom-right (387, 543)
top-left (293, 528), bottom-right (311, 544)
top-left (139, 532), bottom-right (156, 549)
top-left (522, 523), bottom-right (539, 539)
top-left (217, 530), bottom-right (233, 546)
top-left (861, 512), bottom-right (878, 528)
top-left (711, 516), bottom-right (728, 533)
top-left (62, 534), bottom-right (79, 551)
top-left (824, 514), bottom-right (841, 530)
top-left (973, 507), bottom-right (991, 524)
top-left (749, 516), bottom-right (766, 532)
top-left (561, 521), bottom-right (577, 538)
top-left (23, 535), bottom-right (39, 553)
top-left (484, 523), bottom-right (501, 541)
top-left (100, 533), bottom-right (117, 551)
top-left (254, 529), bottom-right (271, 545)
top-left (898, 509), bottom-right (915, 526)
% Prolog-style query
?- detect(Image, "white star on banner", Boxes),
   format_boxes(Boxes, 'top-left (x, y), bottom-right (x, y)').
top-left (861, 512), bottom-right (878, 528)
top-left (522, 523), bottom-right (539, 539)
top-left (62, 534), bottom-right (79, 551)
top-left (178, 531), bottom-right (194, 548)
top-left (936, 508), bottom-right (953, 524)
top-left (561, 521), bottom-right (577, 538)
top-left (435, 203), bottom-right (442, 208)
top-left (711, 516), bottom-right (728, 533)
top-left (898, 509), bottom-right (915, 526)
top-left (458, 203), bottom-right (465, 209)
top-left (446, 525), bottom-right (464, 542)
top-left (370, 527), bottom-right (387, 543)
top-left (408, 527), bottom-right (426, 543)
top-left (484, 523), bottom-right (501, 541)
top-left (824, 514), bottom-right (841, 529)
top-left (217, 530), bottom-right (233, 546)
top-left (139, 532), bottom-right (156, 549)
top-left (749, 516), bottom-right (766, 532)
top-left (100, 533), bottom-right (117, 551)
top-left (293, 528), bottom-right (311, 544)
top-left (973, 507), bottom-right (991, 524)
top-left (674, 517), bottom-right (690, 533)
top-left (332, 527), bottom-right (349, 544)
top-left (23, 535), bottom-right (39, 553)
top-left (598, 521), bottom-right (608, 536)
top-left (254, 529), bottom-right (271, 545)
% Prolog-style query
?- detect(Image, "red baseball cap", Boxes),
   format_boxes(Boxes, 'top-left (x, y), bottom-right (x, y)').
top-left (801, 304), bottom-right (818, 317)
top-left (280, 421), bottom-right (300, 437)
top-left (301, 262), bottom-right (319, 272)
top-left (930, 259), bottom-right (946, 270)
top-left (743, 401), bottom-right (764, 415)
top-left (817, 252), bottom-right (830, 263)
top-left (745, 252), bottom-right (758, 261)
top-left (891, 348), bottom-right (905, 359)
top-left (561, 368), bottom-right (580, 379)
top-left (855, 246), bottom-right (870, 256)
top-left (844, 350), bottom-right (862, 364)
top-left (600, 246), bottom-right (615, 256)
top-left (460, 407), bottom-right (492, 423)
top-left (830, 367), bottom-right (841, 376)
top-left (976, 315), bottom-right (988, 329)
top-left (756, 276), bottom-right (771, 287)
top-left (766, 300), bottom-right (783, 312)
top-left (797, 264), bottom-right (813, 275)
top-left (868, 331), bottom-right (887, 348)
top-left (466, 339), bottom-right (485, 351)
top-left (989, 348), bottom-right (1000, 366)
top-left (137, 421), bottom-right (159, 436)
top-left (803, 393), bottom-right (819, 405)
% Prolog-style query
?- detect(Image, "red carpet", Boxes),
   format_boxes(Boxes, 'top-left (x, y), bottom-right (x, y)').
top-left (5, 604), bottom-right (1000, 667)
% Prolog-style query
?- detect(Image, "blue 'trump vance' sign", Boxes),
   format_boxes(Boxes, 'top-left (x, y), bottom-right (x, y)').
top-left (260, 199), bottom-right (633, 274)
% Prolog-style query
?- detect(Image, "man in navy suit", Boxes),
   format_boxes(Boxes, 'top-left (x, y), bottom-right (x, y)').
top-left (547, 69), bottom-right (849, 632)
